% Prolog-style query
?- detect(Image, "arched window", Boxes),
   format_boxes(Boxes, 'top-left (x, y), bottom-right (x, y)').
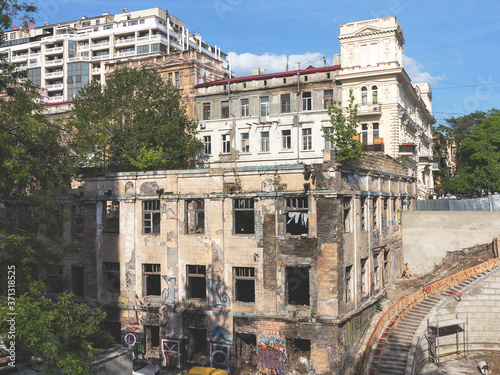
top-left (361, 86), bottom-right (368, 105)
top-left (372, 85), bottom-right (378, 104)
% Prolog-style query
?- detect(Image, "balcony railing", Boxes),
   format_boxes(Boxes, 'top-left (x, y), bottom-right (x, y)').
top-left (29, 53), bottom-right (40, 58)
top-left (115, 38), bottom-right (135, 46)
top-left (47, 96), bottom-right (64, 103)
top-left (12, 54), bottom-right (29, 62)
top-left (92, 68), bottom-right (101, 75)
top-left (363, 142), bottom-right (384, 152)
top-left (358, 104), bottom-right (382, 115)
top-left (45, 46), bottom-right (64, 54)
top-left (68, 56), bottom-right (90, 62)
top-left (78, 45), bottom-right (90, 51)
top-left (399, 143), bottom-right (416, 154)
top-left (418, 156), bottom-right (433, 163)
top-left (115, 51), bottom-right (136, 58)
top-left (91, 42), bottom-right (110, 50)
top-left (45, 71), bottom-right (64, 79)
top-left (46, 83), bottom-right (64, 91)
top-left (45, 59), bottom-right (63, 66)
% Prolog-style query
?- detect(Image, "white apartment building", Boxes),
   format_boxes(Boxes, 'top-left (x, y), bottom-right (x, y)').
top-left (194, 16), bottom-right (435, 197)
top-left (0, 7), bottom-right (229, 103)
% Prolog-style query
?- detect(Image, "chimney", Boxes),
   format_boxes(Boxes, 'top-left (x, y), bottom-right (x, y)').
top-left (295, 62), bottom-right (300, 71)
top-left (333, 54), bottom-right (340, 66)
top-left (252, 67), bottom-right (261, 76)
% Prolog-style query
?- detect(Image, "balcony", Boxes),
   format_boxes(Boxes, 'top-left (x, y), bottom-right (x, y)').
top-left (92, 68), bottom-right (101, 75)
top-left (45, 71), bottom-right (64, 79)
top-left (136, 35), bottom-right (151, 42)
top-left (45, 46), bottom-right (64, 55)
top-left (358, 104), bottom-right (382, 116)
top-left (78, 45), bottom-right (90, 51)
top-left (363, 138), bottom-right (385, 152)
top-left (47, 96), bottom-right (64, 103)
top-left (418, 156), bottom-right (433, 164)
top-left (46, 83), bottom-right (64, 91)
top-left (92, 54), bottom-right (110, 61)
top-left (45, 59), bottom-right (63, 66)
top-left (12, 54), bottom-right (29, 62)
top-left (91, 42), bottom-right (110, 50)
top-left (115, 51), bottom-right (136, 58)
top-left (68, 56), bottom-right (90, 62)
top-left (30, 53), bottom-right (40, 58)
top-left (399, 143), bottom-right (416, 155)
top-left (28, 61), bottom-right (40, 68)
top-left (115, 38), bottom-right (136, 46)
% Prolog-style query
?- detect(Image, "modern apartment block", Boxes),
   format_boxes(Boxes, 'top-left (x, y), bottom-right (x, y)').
top-left (64, 151), bottom-right (416, 374)
top-left (0, 7), bottom-right (229, 103)
top-left (194, 16), bottom-right (435, 197)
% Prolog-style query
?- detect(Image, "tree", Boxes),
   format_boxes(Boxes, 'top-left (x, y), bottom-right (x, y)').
top-left (321, 89), bottom-right (363, 163)
top-left (69, 67), bottom-right (202, 173)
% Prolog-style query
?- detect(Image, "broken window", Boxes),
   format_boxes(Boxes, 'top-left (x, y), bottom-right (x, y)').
top-left (188, 328), bottom-right (207, 361)
top-left (71, 205), bottom-right (84, 239)
top-left (324, 89), bottom-right (334, 109)
top-left (187, 265), bottom-right (206, 299)
top-left (241, 133), bottom-right (250, 153)
top-left (104, 200), bottom-right (119, 233)
top-left (343, 197), bottom-right (351, 233)
top-left (186, 199), bottom-right (205, 234)
top-left (71, 265), bottom-right (84, 297)
top-left (143, 264), bottom-right (161, 296)
top-left (345, 265), bottom-right (353, 303)
top-left (234, 198), bottom-right (255, 234)
top-left (285, 197), bottom-right (308, 235)
top-left (234, 267), bottom-right (255, 303)
top-left (202, 102), bottom-right (211, 120)
top-left (361, 258), bottom-right (368, 296)
top-left (288, 338), bottom-right (311, 357)
top-left (281, 94), bottom-right (291, 113)
top-left (143, 200), bottom-right (160, 234)
top-left (46, 264), bottom-right (63, 294)
top-left (146, 325), bottom-right (160, 349)
top-left (286, 267), bottom-right (310, 306)
top-left (221, 100), bottom-right (229, 119)
top-left (103, 262), bottom-right (120, 294)
top-left (235, 333), bottom-right (257, 367)
top-left (302, 91), bottom-right (312, 111)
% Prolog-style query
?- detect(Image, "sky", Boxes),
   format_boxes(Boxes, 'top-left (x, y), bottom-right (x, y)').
top-left (27, 0), bottom-right (500, 125)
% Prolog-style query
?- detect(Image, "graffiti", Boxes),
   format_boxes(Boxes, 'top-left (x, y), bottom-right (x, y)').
top-left (161, 339), bottom-right (182, 369)
top-left (210, 326), bottom-right (232, 344)
top-left (125, 181), bottom-right (134, 195)
top-left (159, 306), bottom-right (169, 327)
top-left (126, 271), bottom-right (132, 288)
top-left (208, 278), bottom-right (230, 307)
top-left (161, 275), bottom-right (177, 304)
top-left (327, 344), bottom-right (337, 368)
top-left (123, 332), bottom-right (140, 358)
top-left (258, 336), bottom-right (286, 374)
top-left (210, 343), bottom-right (231, 371)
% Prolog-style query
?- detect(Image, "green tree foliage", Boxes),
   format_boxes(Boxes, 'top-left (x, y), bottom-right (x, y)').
top-left (0, 283), bottom-right (107, 374)
top-left (322, 89), bottom-right (363, 163)
top-left (70, 67), bottom-right (202, 173)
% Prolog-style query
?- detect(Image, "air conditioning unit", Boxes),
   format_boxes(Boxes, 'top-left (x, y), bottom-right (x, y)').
top-left (199, 123), bottom-right (206, 129)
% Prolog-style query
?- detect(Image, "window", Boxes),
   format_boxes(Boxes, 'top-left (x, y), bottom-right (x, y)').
top-left (286, 267), bottom-right (310, 305)
top-left (261, 131), bottom-right (270, 152)
top-left (137, 45), bottom-right (149, 54)
top-left (146, 325), bottom-right (160, 349)
top-left (361, 124), bottom-right (368, 144)
top-left (46, 264), bottom-right (63, 294)
top-left (241, 133), bottom-right (249, 153)
top-left (143, 264), bottom-right (161, 296)
top-left (151, 43), bottom-right (167, 53)
top-left (82, 21), bottom-right (91, 27)
top-left (343, 197), bottom-right (351, 233)
top-left (361, 86), bottom-right (368, 105)
top-left (104, 200), bottom-right (119, 233)
top-left (186, 199), bottom-right (204, 234)
top-left (128, 20), bottom-right (138, 26)
top-left (203, 136), bottom-right (211, 155)
top-left (104, 25), bottom-right (113, 30)
top-left (234, 267), bottom-right (255, 302)
top-left (103, 262), bottom-right (120, 294)
top-left (373, 123), bottom-right (379, 141)
top-left (285, 197), bottom-right (308, 235)
top-left (168, 72), bottom-right (172, 83)
top-left (202, 103), bottom-right (211, 120)
top-left (221, 101), bottom-right (229, 119)
top-left (96, 19), bottom-right (100, 25)
top-left (174, 72), bottom-right (179, 88)
top-left (361, 258), bottom-right (368, 296)
top-left (222, 134), bottom-right (230, 154)
top-left (324, 127), bottom-right (334, 149)
top-left (234, 198), bottom-right (254, 234)
top-left (260, 96), bottom-right (269, 117)
top-left (143, 200), bottom-right (160, 234)
top-left (71, 206), bottom-right (84, 239)
top-left (302, 128), bottom-right (312, 150)
top-left (281, 94), bottom-right (291, 113)
top-left (372, 85), bottom-right (378, 104)
top-left (71, 265), bottom-right (84, 297)
top-left (187, 265), bottom-right (206, 299)
top-left (382, 198), bottom-right (388, 229)
top-left (241, 98), bottom-right (249, 117)
top-left (324, 89), bottom-right (334, 109)
top-left (302, 91), bottom-right (312, 111)
top-left (345, 265), bottom-right (353, 303)
top-left (140, 19), bottom-right (145, 24)
top-left (282, 130), bottom-right (292, 150)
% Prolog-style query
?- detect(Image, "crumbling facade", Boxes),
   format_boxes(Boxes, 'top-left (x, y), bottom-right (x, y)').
top-left (65, 152), bottom-right (416, 374)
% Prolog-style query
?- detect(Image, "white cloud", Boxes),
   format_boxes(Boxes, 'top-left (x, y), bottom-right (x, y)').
top-left (403, 55), bottom-right (445, 85)
top-left (228, 52), bottom-right (331, 77)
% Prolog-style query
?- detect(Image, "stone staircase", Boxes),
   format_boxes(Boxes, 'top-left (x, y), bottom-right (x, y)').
top-left (369, 274), bottom-right (485, 375)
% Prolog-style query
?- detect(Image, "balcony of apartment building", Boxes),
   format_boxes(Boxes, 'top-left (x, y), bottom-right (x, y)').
top-left (398, 143), bottom-right (417, 157)
top-left (29, 49), bottom-right (41, 58)
top-left (13, 63), bottom-right (27, 71)
top-left (46, 82), bottom-right (64, 91)
top-left (45, 70), bottom-right (64, 79)
top-left (46, 95), bottom-right (64, 103)
top-left (28, 58), bottom-right (40, 68)
top-left (115, 34), bottom-right (136, 46)
top-left (92, 66), bottom-right (101, 75)
top-left (362, 138), bottom-right (384, 152)
top-left (91, 39), bottom-right (110, 50)
top-left (11, 52), bottom-right (29, 62)
top-left (45, 44), bottom-right (64, 55)
top-left (115, 47), bottom-right (135, 58)
top-left (45, 56), bottom-right (64, 67)
top-left (357, 103), bottom-right (382, 116)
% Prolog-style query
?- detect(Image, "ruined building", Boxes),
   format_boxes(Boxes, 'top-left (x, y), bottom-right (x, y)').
top-left (61, 151), bottom-right (417, 374)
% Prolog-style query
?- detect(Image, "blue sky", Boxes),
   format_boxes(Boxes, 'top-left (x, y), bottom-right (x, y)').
top-left (30, 0), bottom-right (500, 125)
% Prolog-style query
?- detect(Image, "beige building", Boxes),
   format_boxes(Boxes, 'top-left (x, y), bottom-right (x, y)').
top-left (62, 151), bottom-right (417, 374)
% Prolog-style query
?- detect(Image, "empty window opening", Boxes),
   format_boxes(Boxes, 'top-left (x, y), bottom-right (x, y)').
top-left (286, 267), bottom-right (310, 306)
top-left (144, 264), bottom-right (161, 296)
top-left (234, 267), bottom-right (255, 303)
top-left (343, 197), bottom-right (351, 233)
top-left (234, 198), bottom-right (255, 234)
top-left (71, 265), bottom-right (84, 297)
top-left (235, 333), bottom-right (257, 364)
top-left (46, 264), bottom-right (63, 294)
top-left (289, 338), bottom-right (311, 355)
top-left (373, 197), bottom-right (378, 229)
top-left (103, 262), bottom-right (120, 294)
top-left (143, 200), bottom-right (160, 234)
top-left (146, 325), bottom-right (160, 349)
top-left (285, 197), bottom-right (308, 235)
top-left (188, 328), bottom-right (207, 361)
top-left (361, 258), bottom-right (368, 296)
top-left (288, 338), bottom-right (311, 371)
top-left (384, 249), bottom-right (390, 286)
top-left (71, 205), bottom-right (84, 238)
top-left (345, 265), bottom-right (353, 303)
top-left (187, 265), bottom-right (206, 299)
top-left (186, 199), bottom-right (205, 234)
top-left (104, 200), bottom-right (119, 233)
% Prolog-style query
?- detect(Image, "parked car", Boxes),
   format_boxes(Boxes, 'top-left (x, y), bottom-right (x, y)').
top-left (186, 366), bottom-right (229, 375)
top-left (133, 358), bottom-right (161, 375)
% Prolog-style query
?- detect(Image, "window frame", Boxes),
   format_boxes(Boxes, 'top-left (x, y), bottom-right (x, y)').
top-left (234, 198), bottom-right (255, 234)
top-left (281, 94), bottom-right (291, 113)
top-left (202, 102), bottom-right (211, 120)
top-left (186, 199), bottom-right (205, 235)
top-left (241, 98), bottom-right (249, 117)
top-left (143, 200), bottom-right (161, 234)
top-left (241, 132), bottom-right (250, 153)
top-left (104, 200), bottom-right (119, 233)
top-left (222, 134), bottom-right (231, 154)
top-left (143, 263), bottom-right (161, 296)
top-left (260, 96), bottom-right (269, 117)
top-left (302, 91), bottom-right (312, 111)
top-left (361, 86), bottom-right (368, 105)
top-left (203, 135), bottom-right (211, 155)
top-left (221, 100), bottom-right (229, 119)
top-left (261, 131), bottom-right (270, 152)
top-left (302, 128), bottom-right (312, 150)
top-left (284, 196), bottom-right (309, 235)
top-left (233, 267), bottom-right (255, 303)
top-left (282, 129), bottom-right (292, 150)
top-left (187, 265), bottom-right (207, 299)
top-left (324, 89), bottom-right (334, 109)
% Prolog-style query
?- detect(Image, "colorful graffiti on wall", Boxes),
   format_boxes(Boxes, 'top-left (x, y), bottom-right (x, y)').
top-left (257, 336), bottom-right (286, 375)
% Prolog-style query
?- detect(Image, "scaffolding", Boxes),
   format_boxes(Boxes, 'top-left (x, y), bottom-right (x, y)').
top-left (427, 314), bottom-right (468, 364)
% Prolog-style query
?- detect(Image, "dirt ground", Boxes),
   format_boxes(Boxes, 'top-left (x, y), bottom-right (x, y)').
top-left (419, 353), bottom-right (495, 374)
